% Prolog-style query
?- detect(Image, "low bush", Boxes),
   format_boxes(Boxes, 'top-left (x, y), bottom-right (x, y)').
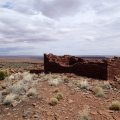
top-left (77, 80), bottom-right (89, 90)
top-left (93, 86), bottom-right (105, 97)
top-left (0, 71), bottom-right (8, 80)
top-left (48, 78), bottom-right (63, 86)
top-left (78, 106), bottom-right (90, 120)
top-left (99, 81), bottom-right (111, 89)
top-left (8, 82), bottom-right (27, 95)
top-left (49, 98), bottom-right (58, 106)
top-left (54, 93), bottom-right (63, 101)
top-left (109, 100), bottom-right (120, 111)
top-left (27, 88), bottom-right (37, 97)
top-left (3, 93), bottom-right (16, 105)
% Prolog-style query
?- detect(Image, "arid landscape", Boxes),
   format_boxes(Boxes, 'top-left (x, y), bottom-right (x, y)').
top-left (0, 56), bottom-right (120, 120)
top-left (1, 0), bottom-right (120, 120)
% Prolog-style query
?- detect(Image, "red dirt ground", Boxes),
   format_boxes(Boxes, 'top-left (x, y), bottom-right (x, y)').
top-left (0, 59), bottom-right (120, 120)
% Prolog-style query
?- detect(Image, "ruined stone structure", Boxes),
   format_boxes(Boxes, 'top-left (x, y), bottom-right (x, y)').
top-left (44, 53), bottom-right (120, 80)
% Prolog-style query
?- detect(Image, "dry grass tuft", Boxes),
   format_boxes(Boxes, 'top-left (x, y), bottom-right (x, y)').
top-left (99, 81), bottom-right (111, 89)
top-left (48, 78), bottom-right (63, 86)
top-left (27, 88), bottom-right (37, 97)
top-left (49, 97), bottom-right (58, 106)
top-left (0, 72), bottom-right (42, 106)
top-left (54, 93), bottom-right (63, 101)
top-left (22, 72), bottom-right (33, 83)
top-left (78, 105), bottom-right (90, 120)
top-left (109, 100), bottom-right (120, 111)
top-left (93, 86), bottom-right (105, 97)
top-left (3, 93), bottom-right (16, 105)
top-left (8, 81), bottom-right (27, 95)
top-left (77, 80), bottom-right (89, 90)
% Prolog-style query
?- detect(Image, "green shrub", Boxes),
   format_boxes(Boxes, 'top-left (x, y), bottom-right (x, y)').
top-left (109, 101), bottom-right (120, 111)
top-left (0, 71), bottom-right (7, 80)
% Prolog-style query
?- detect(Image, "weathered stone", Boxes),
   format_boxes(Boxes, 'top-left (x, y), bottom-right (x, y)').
top-left (68, 99), bottom-right (74, 104)
top-left (11, 101), bottom-right (18, 107)
top-left (1, 84), bottom-right (7, 89)
top-left (32, 103), bottom-right (37, 107)
top-left (44, 54), bottom-right (120, 80)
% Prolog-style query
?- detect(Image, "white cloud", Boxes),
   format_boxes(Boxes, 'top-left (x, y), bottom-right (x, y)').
top-left (0, 0), bottom-right (120, 55)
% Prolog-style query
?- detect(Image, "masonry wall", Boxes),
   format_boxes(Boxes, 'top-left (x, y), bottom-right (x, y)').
top-left (107, 57), bottom-right (120, 80)
top-left (44, 54), bottom-right (108, 80)
top-left (73, 62), bottom-right (107, 79)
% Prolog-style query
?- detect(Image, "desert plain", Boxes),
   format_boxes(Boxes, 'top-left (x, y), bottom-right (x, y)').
top-left (0, 56), bottom-right (120, 120)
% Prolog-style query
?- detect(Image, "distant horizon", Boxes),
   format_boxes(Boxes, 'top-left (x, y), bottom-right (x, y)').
top-left (0, 54), bottom-right (119, 57)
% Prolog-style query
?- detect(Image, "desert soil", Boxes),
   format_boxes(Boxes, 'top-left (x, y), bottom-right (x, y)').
top-left (0, 58), bottom-right (120, 120)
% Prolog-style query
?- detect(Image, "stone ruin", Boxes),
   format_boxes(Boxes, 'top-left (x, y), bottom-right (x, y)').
top-left (44, 53), bottom-right (120, 80)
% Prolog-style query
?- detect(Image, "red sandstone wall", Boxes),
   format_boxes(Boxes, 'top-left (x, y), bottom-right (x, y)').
top-left (44, 54), bottom-right (108, 80)
top-left (44, 54), bottom-right (72, 73)
top-left (107, 57), bottom-right (120, 80)
top-left (73, 62), bottom-right (107, 79)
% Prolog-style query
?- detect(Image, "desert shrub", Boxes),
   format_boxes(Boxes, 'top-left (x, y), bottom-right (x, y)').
top-left (8, 81), bottom-right (27, 95)
top-left (63, 77), bottom-right (69, 83)
top-left (22, 72), bottom-right (33, 83)
top-left (0, 71), bottom-right (8, 80)
top-left (93, 86), bottom-right (105, 97)
top-left (27, 88), bottom-right (37, 97)
top-left (99, 81), bottom-right (111, 89)
top-left (3, 93), bottom-right (16, 105)
top-left (77, 80), bottom-right (89, 90)
top-left (48, 78), bottom-right (63, 86)
top-left (54, 93), bottom-right (63, 101)
top-left (49, 98), bottom-right (58, 106)
top-left (109, 100), bottom-right (120, 111)
top-left (78, 106), bottom-right (90, 120)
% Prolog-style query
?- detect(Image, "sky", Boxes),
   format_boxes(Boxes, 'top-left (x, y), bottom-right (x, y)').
top-left (0, 0), bottom-right (120, 56)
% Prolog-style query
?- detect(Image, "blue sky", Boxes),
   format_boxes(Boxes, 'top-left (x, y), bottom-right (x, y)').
top-left (0, 0), bottom-right (120, 56)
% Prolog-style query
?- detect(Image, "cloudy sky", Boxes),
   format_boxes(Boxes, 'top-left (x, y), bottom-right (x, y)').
top-left (0, 0), bottom-right (120, 56)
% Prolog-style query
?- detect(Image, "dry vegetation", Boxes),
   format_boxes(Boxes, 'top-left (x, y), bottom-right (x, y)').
top-left (109, 100), bottom-right (120, 111)
top-left (92, 86), bottom-right (105, 97)
top-left (49, 97), bottom-right (59, 106)
top-left (0, 60), bottom-right (120, 120)
top-left (0, 72), bottom-right (37, 105)
top-left (78, 106), bottom-right (90, 120)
